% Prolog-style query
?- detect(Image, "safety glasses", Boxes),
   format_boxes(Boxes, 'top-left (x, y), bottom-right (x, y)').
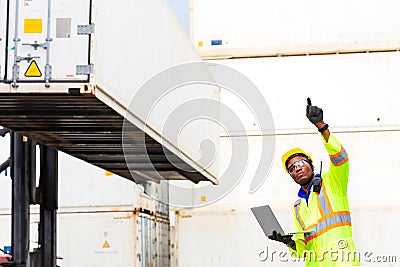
top-left (288, 159), bottom-right (309, 174)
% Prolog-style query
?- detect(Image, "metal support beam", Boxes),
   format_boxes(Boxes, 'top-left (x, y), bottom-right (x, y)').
top-left (39, 210), bottom-right (56, 267)
top-left (11, 133), bottom-right (30, 267)
top-left (38, 145), bottom-right (58, 267)
top-left (25, 140), bottom-right (37, 205)
top-left (8, 133), bottom-right (59, 267)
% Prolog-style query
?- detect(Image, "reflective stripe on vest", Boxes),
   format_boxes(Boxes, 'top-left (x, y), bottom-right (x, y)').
top-left (330, 145), bottom-right (348, 166)
top-left (304, 212), bottom-right (352, 244)
top-left (317, 182), bottom-right (333, 216)
top-left (294, 203), bottom-right (306, 230)
top-left (294, 180), bottom-right (351, 244)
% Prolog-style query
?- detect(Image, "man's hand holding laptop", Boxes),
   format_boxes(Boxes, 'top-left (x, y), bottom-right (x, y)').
top-left (268, 230), bottom-right (296, 250)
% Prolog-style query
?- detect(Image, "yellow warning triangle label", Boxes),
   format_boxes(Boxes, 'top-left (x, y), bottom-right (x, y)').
top-left (25, 60), bottom-right (42, 77)
top-left (103, 241), bottom-right (110, 248)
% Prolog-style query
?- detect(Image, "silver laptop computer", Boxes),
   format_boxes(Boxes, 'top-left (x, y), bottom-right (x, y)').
top-left (251, 205), bottom-right (313, 237)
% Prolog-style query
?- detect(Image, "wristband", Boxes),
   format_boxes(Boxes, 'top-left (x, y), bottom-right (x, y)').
top-left (318, 124), bottom-right (329, 133)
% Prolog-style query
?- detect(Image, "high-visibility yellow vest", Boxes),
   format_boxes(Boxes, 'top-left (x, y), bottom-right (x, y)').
top-left (290, 134), bottom-right (360, 267)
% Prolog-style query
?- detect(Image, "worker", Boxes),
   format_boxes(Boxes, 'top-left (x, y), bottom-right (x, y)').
top-left (0, 254), bottom-right (12, 264)
top-left (268, 98), bottom-right (360, 266)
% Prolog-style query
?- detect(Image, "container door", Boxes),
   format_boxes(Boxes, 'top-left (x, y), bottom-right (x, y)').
top-left (0, 0), bottom-right (7, 80)
top-left (146, 217), bottom-right (155, 267)
top-left (156, 219), bottom-right (170, 267)
top-left (137, 213), bottom-right (158, 267)
top-left (136, 215), bottom-right (144, 267)
top-left (6, 0), bottom-right (91, 85)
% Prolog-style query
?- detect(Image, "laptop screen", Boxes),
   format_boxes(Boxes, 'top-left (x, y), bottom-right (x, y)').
top-left (251, 205), bottom-right (285, 237)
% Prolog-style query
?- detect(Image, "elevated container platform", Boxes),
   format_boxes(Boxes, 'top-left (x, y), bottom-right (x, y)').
top-left (0, 92), bottom-right (211, 183)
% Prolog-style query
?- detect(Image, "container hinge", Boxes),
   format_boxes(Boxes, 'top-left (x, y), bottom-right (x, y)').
top-left (76, 64), bottom-right (93, 75)
top-left (77, 24), bottom-right (95, 35)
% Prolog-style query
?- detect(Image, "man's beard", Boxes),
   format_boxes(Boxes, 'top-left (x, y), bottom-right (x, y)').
top-left (299, 175), bottom-right (313, 186)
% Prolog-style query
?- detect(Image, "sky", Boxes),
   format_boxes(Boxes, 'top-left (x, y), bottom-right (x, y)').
top-left (166, 0), bottom-right (190, 35)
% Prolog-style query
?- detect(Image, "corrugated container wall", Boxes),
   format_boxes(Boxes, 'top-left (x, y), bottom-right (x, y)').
top-left (191, 0), bottom-right (400, 58)
top-left (173, 54), bottom-right (400, 266)
top-left (0, 209), bottom-right (170, 267)
top-left (181, 7), bottom-right (400, 267)
top-left (0, 143), bottom-right (171, 266)
top-left (91, 0), bottom-right (220, 183)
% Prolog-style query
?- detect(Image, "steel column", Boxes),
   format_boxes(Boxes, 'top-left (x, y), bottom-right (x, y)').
top-left (11, 133), bottom-right (30, 267)
top-left (38, 145), bottom-right (58, 267)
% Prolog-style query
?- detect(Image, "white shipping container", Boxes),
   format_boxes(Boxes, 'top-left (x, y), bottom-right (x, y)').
top-left (0, 209), bottom-right (170, 267)
top-left (0, 0), bottom-right (6, 79)
top-left (173, 54), bottom-right (400, 266)
top-left (191, 0), bottom-right (400, 58)
top-left (211, 52), bottom-right (400, 132)
top-left (0, 0), bottom-right (220, 185)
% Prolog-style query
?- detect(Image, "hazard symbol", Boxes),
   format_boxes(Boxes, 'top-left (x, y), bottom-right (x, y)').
top-left (103, 241), bottom-right (110, 248)
top-left (25, 60), bottom-right (42, 77)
